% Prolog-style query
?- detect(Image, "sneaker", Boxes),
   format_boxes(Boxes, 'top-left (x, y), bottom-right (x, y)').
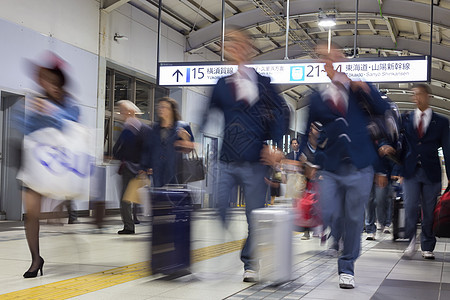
top-left (366, 233), bottom-right (376, 241)
top-left (118, 229), bottom-right (135, 234)
top-left (339, 273), bottom-right (355, 289)
top-left (403, 236), bottom-right (416, 259)
top-left (301, 232), bottom-right (311, 240)
top-left (326, 248), bottom-right (338, 258)
top-left (422, 251), bottom-right (435, 260)
top-left (243, 269), bottom-right (258, 282)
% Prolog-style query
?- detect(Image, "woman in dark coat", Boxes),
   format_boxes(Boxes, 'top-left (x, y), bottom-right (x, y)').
top-left (142, 97), bottom-right (194, 187)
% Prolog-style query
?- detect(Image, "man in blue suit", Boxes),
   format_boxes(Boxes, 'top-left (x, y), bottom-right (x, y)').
top-left (400, 84), bottom-right (450, 260)
top-left (201, 28), bottom-right (289, 282)
top-left (299, 44), bottom-right (391, 289)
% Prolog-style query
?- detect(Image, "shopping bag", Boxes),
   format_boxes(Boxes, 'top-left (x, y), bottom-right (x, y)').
top-left (284, 173), bottom-right (306, 199)
top-left (295, 182), bottom-right (321, 228)
top-left (17, 121), bottom-right (94, 200)
top-left (177, 149), bottom-right (205, 183)
top-left (139, 185), bottom-right (151, 216)
top-left (123, 175), bottom-right (151, 203)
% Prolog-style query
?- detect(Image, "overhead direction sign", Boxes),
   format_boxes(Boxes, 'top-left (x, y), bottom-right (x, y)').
top-left (158, 56), bottom-right (429, 86)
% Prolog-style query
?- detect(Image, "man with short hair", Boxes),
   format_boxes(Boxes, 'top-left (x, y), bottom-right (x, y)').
top-left (286, 138), bottom-right (300, 161)
top-left (400, 84), bottom-right (450, 259)
top-left (201, 28), bottom-right (289, 282)
top-left (300, 43), bottom-right (391, 289)
top-left (113, 100), bottom-right (151, 234)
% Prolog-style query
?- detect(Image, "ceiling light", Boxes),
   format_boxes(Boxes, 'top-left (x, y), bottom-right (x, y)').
top-left (318, 17), bottom-right (336, 27)
top-left (318, 8), bottom-right (336, 28)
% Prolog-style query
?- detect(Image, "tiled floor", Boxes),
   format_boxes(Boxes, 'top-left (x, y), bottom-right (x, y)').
top-left (0, 209), bottom-right (449, 299)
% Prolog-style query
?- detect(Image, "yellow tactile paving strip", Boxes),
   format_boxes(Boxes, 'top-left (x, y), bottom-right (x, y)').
top-left (0, 239), bottom-right (246, 300)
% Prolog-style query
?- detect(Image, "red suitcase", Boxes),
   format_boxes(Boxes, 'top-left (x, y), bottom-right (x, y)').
top-left (433, 188), bottom-right (450, 238)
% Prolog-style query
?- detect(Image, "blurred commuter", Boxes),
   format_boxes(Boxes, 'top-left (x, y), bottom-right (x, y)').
top-left (50, 200), bottom-right (77, 224)
top-left (365, 157), bottom-right (394, 240)
top-left (375, 158), bottom-right (395, 234)
top-left (299, 43), bottom-right (391, 288)
top-left (286, 138), bottom-right (300, 161)
top-left (141, 97), bottom-right (194, 188)
top-left (299, 122), bottom-right (321, 240)
top-left (400, 84), bottom-right (450, 259)
top-left (113, 100), bottom-right (151, 234)
top-left (264, 166), bottom-right (282, 205)
top-left (201, 27), bottom-right (289, 282)
top-left (20, 54), bottom-right (80, 278)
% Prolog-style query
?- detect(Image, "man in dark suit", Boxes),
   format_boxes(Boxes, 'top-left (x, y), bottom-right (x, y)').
top-left (113, 100), bottom-right (151, 234)
top-left (399, 84), bottom-right (450, 259)
top-left (201, 28), bottom-right (289, 282)
top-left (299, 44), bottom-right (391, 289)
top-left (286, 138), bottom-right (300, 161)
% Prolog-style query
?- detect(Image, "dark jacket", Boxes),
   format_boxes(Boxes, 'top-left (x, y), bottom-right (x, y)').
top-left (205, 70), bottom-right (290, 163)
top-left (141, 121), bottom-right (193, 187)
top-left (300, 84), bottom-right (391, 172)
top-left (113, 122), bottom-right (151, 175)
top-left (400, 111), bottom-right (450, 182)
top-left (286, 151), bottom-right (301, 161)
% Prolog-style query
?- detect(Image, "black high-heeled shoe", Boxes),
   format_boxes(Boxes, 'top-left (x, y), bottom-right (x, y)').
top-left (23, 257), bottom-right (44, 278)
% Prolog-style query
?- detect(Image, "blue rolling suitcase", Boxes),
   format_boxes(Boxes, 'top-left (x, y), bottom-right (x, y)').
top-left (151, 186), bottom-right (192, 275)
top-left (392, 182), bottom-right (406, 240)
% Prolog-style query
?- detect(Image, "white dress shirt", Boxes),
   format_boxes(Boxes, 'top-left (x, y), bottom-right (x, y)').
top-left (414, 107), bottom-right (432, 135)
top-left (320, 72), bottom-right (350, 112)
top-left (234, 66), bottom-right (259, 106)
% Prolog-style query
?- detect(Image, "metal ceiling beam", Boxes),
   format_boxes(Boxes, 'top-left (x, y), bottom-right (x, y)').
top-left (412, 22), bottom-right (420, 39)
top-left (134, 0), bottom-right (195, 32)
top-left (385, 18), bottom-right (398, 44)
top-left (225, 0), bottom-right (240, 14)
top-left (436, 28), bottom-right (442, 44)
top-left (186, 0), bottom-right (450, 52)
top-left (179, 0), bottom-right (218, 23)
top-left (379, 83), bottom-right (450, 99)
top-left (253, 35), bottom-right (450, 64)
top-left (293, 20), bottom-right (315, 44)
top-left (255, 26), bottom-right (281, 48)
top-left (367, 20), bottom-right (377, 35)
top-left (250, 0), bottom-right (316, 56)
top-left (103, 0), bottom-right (131, 13)
top-left (306, 24), bottom-right (388, 35)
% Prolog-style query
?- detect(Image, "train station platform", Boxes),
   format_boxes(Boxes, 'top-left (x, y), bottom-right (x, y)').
top-left (0, 209), bottom-right (449, 300)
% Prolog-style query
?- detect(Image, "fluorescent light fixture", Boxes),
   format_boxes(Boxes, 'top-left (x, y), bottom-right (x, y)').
top-left (318, 17), bottom-right (336, 27)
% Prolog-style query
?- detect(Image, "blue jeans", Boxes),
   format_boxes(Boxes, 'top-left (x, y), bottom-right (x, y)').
top-left (330, 215), bottom-right (344, 250)
top-left (217, 161), bottom-right (269, 271)
top-left (376, 183), bottom-right (392, 227)
top-left (365, 182), bottom-right (392, 233)
top-left (319, 164), bottom-right (374, 276)
top-left (365, 185), bottom-right (377, 234)
top-left (403, 167), bottom-right (441, 252)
